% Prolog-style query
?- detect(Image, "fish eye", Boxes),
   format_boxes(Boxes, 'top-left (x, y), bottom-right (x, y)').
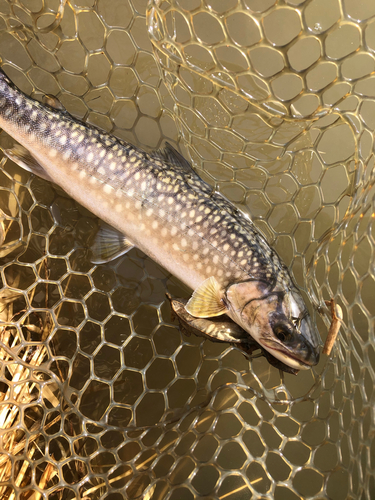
top-left (273, 324), bottom-right (293, 342)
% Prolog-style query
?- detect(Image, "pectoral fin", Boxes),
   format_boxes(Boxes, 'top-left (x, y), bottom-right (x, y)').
top-left (168, 293), bottom-right (299, 374)
top-left (185, 277), bottom-right (227, 317)
top-left (168, 294), bottom-right (247, 343)
top-left (91, 223), bottom-right (134, 264)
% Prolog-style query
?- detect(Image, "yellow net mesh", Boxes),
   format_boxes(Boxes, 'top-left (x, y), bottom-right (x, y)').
top-left (0, 0), bottom-right (374, 498)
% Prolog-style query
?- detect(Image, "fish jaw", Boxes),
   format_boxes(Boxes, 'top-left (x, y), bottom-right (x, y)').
top-left (224, 281), bottom-right (321, 370)
top-left (228, 305), bottom-right (320, 370)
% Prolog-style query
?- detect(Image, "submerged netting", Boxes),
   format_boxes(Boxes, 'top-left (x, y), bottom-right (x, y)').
top-left (0, 0), bottom-right (374, 498)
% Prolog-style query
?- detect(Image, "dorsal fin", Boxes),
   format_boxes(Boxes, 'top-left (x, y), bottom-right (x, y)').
top-left (42, 94), bottom-right (66, 112)
top-left (152, 142), bottom-right (195, 174)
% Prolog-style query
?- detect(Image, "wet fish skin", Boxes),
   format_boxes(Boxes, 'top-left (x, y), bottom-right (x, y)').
top-left (167, 294), bottom-right (299, 375)
top-left (0, 68), bottom-right (321, 370)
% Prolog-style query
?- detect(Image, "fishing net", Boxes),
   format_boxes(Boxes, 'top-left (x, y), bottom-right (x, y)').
top-left (0, 0), bottom-right (374, 498)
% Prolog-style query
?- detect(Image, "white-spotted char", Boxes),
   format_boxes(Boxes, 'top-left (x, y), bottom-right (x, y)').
top-left (0, 68), bottom-right (321, 371)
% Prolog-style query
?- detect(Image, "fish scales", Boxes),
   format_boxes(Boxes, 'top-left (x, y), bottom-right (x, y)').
top-left (0, 68), bottom-right (321, 371)
top-left (0, 70), bottom-right (285, 290)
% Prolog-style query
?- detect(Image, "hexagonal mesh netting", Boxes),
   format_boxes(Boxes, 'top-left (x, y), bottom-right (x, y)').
top-left (0, 0), bottom-right (374, 498)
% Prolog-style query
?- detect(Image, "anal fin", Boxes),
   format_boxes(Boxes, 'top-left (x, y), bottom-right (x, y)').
top-left (1, 134), bottom-right (53, 182)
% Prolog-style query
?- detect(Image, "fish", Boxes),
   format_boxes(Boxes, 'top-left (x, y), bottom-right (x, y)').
top-left (167, 294), bottom-right (300, 375)
top-left (0, 67), bottom-right (321, 371)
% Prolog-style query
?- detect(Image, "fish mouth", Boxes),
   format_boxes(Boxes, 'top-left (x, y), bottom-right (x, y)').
top-left (266, 314), bottom-right (321, 370)
top-left (266, 340), bottom-right (320, 370)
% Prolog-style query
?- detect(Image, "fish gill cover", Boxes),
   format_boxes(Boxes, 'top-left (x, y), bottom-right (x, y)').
top-left (0, 0), bottom-right (373, 499)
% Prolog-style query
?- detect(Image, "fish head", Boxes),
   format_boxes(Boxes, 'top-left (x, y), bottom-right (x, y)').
top-left (225, 280), bottom-right (321, 370)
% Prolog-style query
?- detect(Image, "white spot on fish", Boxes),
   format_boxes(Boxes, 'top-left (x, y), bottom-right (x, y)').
top-left (49, 149), bottom-right (57, 158)
top-left (152, 221), bottom-right (158, 229)
top-left (171, 227), bottom-right (177, 236)
top-left (98, 167), bottom-right (105, 175)
top-left (79, 170), bottom-right (86, 179)
top-left (87, 152), bottom-right (94, 162)
top-left (60, 136), bottom-right (67, 145)
top-left (103, 184), bottom-right (113, 194)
